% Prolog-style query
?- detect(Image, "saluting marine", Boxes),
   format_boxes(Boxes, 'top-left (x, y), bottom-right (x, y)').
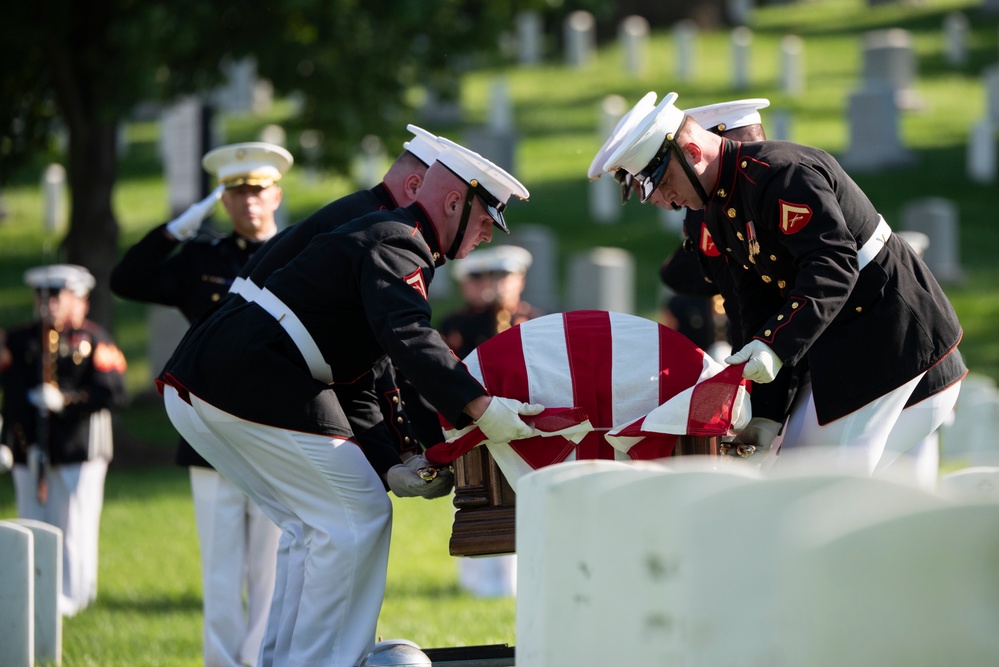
top-left (1, 264), bottom-right (127, 616)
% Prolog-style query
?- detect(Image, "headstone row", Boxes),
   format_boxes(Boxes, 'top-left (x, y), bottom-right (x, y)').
top-left (517, 456), bottom-right (999, 666)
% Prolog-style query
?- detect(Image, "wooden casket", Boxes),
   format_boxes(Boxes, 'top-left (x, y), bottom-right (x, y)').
top-left (449, 436), bottom-right (719, 557)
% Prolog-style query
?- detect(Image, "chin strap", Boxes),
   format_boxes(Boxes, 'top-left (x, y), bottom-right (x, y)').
top-left (672, 117), bottom-right (711, 208)
top-left (446, 182), bottom-right (475, 260)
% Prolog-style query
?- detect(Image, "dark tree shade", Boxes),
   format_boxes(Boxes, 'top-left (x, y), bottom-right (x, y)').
top-left (0, 0), bottom-right (557, 329)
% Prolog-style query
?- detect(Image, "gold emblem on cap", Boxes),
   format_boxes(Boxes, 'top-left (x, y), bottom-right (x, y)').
top-left (666, 133), bottom-right (674, 141)
top-left (470, 179), bottom-right (479, 187)
top-left (718, 123), bottom-right (727, 132)
top-left (727, 208), bottom-right (737, 218)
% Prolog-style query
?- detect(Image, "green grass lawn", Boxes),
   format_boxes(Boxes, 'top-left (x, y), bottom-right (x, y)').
top-left (1, 0), bottom-right (998, 662)
top-left (0, 467), bottom-right (515, 666)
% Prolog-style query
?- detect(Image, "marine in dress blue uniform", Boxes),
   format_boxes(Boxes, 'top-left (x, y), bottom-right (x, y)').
top-left (1, 265), bottom-right (127, 615)
top-left (603, 92), bottom-right (966, 474)
top-left (230, 125), bottom-right (446, 472)
top-left (111, 142), bottom-right (291, 667)
top-left (157, 141), bottom-right (545, 667)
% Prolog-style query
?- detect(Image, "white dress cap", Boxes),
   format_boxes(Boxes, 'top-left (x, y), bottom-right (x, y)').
top-left (202, 142), bottom-right (294, 188)
top-left (24, 264), bottom-right (96, 297)
top-left (452, 245), bottom-right (534, 281)
top-left (403, 124), bottom-right (443, 166)
top-left (436, 138), bottom-right (530, 204)
top-left (603, 92), bottom-right (685, 178)
top-left (684, 98), bottom-right (770, 134)
top-left (587, 91), bottom-right (657, 180)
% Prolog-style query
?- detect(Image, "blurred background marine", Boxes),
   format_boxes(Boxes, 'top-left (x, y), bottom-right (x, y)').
top-left (1, 264), bottom-right (127, 616)
top-left (440, 244), bottom-right (542, 359)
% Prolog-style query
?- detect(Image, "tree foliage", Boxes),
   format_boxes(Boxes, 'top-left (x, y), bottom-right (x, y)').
top-left (0, 0), bottom-right (563, 327)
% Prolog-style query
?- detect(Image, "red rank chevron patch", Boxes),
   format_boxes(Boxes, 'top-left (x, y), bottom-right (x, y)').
top-left (699, 223), bottom-right (721, 257)
top-left (779, 200), bottom-right (812, 235)
top-left (404, 268), bottom-right (428, 300)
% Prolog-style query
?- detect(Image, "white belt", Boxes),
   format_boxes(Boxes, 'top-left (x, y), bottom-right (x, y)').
top-left (857, 216), bottom-right (891, 270)
top-left (230, 277), bottom-right (334, 384)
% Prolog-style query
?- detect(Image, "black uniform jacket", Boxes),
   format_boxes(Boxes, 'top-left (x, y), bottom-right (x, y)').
top-left (668, 208), bottom-right (805, 423)
top-left (110, 221), bottom-right (266, 467)
top-left (702, 139), bottom-right (965, 424)
top-left (238, 184), bottom-right (396, 285)
top-left (236, 184), bottom-right (424, 462)
top-left (1, 320), bottom-right (128, 464)
top-left (159, 204), bottom-right (486, 472)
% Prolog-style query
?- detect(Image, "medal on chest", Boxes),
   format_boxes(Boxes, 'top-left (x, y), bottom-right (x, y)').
top-left (746, 221), bottom-right (761, 264)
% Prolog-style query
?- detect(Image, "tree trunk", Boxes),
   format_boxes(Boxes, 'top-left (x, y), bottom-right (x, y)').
top-left (62, 119), bottom-right (119, 333)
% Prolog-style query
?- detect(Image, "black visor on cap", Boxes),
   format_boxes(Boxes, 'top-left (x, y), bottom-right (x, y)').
top-left (613, 169), bottom-right (635, 204)
top-left (635, 137), bottom-right (674, 204)
top-left (469, 179), bottom-right (509, 234)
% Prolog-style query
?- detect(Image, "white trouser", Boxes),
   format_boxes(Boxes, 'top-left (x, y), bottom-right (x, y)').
top-left (877, 381), bottom-right (962, 489)
top-left (190, 466), bottom-right (281, 667)
top-left (13, 458), bottom-right (108, 616)
top-left (165, 386), bottom-right (392, 667)
top-left (781, 373), bottom-right (924, 470)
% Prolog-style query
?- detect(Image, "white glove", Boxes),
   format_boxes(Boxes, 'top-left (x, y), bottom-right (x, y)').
top-left (386, 454), bottom-right (454, 499)
top-left (0, 445), bottom-right (13, 475)
top-left (726, 340), bottom-right (783, 383)
top-left (721, 418), bottom-right (782, 459)
top-left (28, 383), bottom-right (66, 413)
top-left (474, 396), bottom-right (545, 444)
top-left (165, 185), bottom-right (225, 240)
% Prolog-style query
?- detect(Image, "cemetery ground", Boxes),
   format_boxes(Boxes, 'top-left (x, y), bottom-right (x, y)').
top-left (1, 0), bottom-right (998, 663)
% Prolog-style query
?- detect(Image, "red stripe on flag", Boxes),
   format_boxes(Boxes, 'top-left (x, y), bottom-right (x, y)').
top-left (478, 324), bottom-right (528, 396)
top-left (685, 363), bottom-right (747, 436)
top-left (658, 324), bottom-right (708, 404)
top-left (564, 311), bottom-right (615, 459)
